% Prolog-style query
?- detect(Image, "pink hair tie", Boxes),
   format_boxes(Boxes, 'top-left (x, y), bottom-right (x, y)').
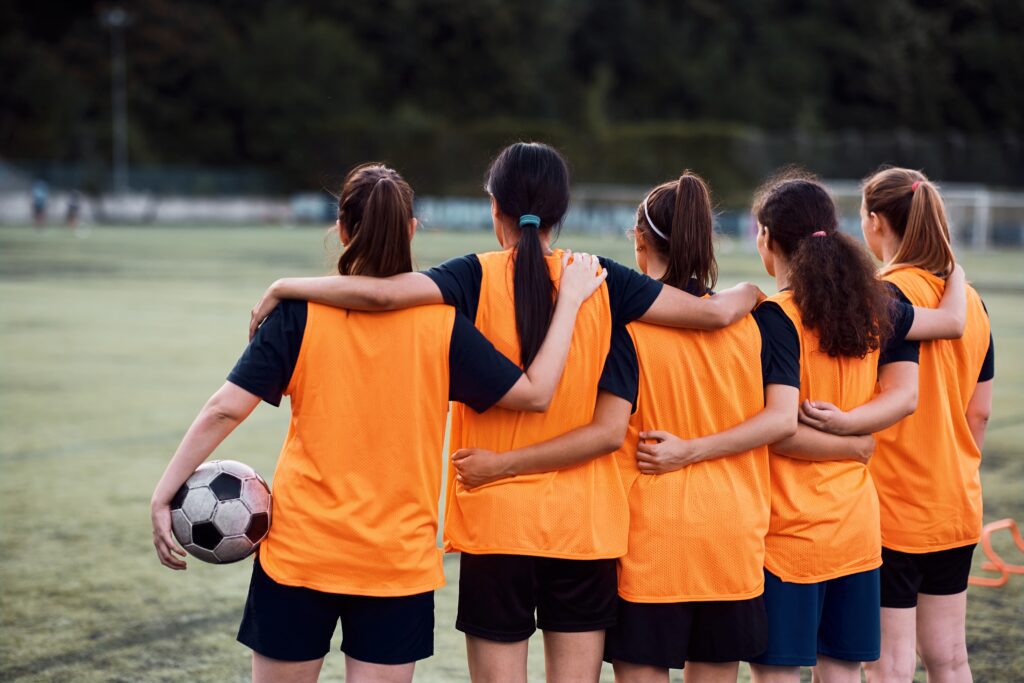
top-left (911, 180), bottom-right (922, 192)
top-left (811, 231), bottom-right (827, 237)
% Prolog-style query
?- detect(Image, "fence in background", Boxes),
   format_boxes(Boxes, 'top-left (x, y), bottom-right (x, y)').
top-left (2, 181), bottom-right (1023, 248)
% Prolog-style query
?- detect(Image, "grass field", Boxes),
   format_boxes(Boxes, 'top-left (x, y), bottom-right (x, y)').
top-left (1, 225), bottom-right (1022, 682)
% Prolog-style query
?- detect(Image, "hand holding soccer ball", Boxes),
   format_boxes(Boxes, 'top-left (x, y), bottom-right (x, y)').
top-left (152, 460), bottom-right (271, 569)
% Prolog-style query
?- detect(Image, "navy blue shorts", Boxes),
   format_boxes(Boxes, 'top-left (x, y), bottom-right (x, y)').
top-left (880, 544), bottom-right (976, 608)
top-left (605, 596), bottom-right (767, 668)
top-left (237, 557), bottom-right (434, 664)
top-left (750, 568), bottom-right (880, 667)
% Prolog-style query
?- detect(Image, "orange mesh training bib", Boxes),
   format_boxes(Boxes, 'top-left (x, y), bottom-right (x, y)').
top-left (764, 292), bottom-right (882, 583)
top-left (443, 249), bottom-right (627, 559)
top-left (615, 315), bottom-right (770, 602)
top-left (871, 267), bottom-right (991, 553)
top-left (259, 303), bottom-right (455, 596)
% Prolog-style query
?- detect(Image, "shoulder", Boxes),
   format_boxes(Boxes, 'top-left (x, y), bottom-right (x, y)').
top-left (754, 300), bottom-right (797, 334)
top-left (275, 299), bottom-right (310, 327)
top-left (475, 250), bottom-right (510, 266)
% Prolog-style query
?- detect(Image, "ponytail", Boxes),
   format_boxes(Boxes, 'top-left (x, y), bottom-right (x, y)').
top-left (512, 218), bottom-right (555, 368)
top-left (756, 174), bottom-right (892, 357)
top-left (486, 142), bottom-right (571, 367)
top-left (863, 167), bottom-right (955, 277)
top-left (639, 171), bottom-right (717, 292)
top-left (336, 164), bottom-right (414, 278)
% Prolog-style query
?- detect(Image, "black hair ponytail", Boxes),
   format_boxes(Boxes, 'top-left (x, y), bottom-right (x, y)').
top-left (485, 142), bottom-right (571, 367)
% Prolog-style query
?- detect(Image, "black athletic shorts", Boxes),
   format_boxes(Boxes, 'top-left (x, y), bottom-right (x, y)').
top-left (237, 557), bottom-right (434, 664)
top-left (880, 544), bottom-right (977, 608)
top-left (605, 596), bottom-right (767, 668)
top-left (456, 552), bottom-right (618, 642)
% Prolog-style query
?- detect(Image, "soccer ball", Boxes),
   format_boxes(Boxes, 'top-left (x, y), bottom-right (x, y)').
top-left (169, 459), bottom-right (272, 564)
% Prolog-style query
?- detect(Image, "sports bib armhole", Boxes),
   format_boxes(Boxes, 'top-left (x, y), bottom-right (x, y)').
top-left (284, 302), bottom-right (315, 398)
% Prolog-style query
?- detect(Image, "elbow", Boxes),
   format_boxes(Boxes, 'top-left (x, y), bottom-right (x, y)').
top-left (521, 390), bottom-right (552, 413)
top-left (365, 286), bottom-right (396, 310)
top-left (205, 396), bottom-right (245, 425)
top-left (952, 315), bottom-right (966, 339)
top-left (709, 303), bottom-right (734, 329)
top-left (598, 423), bottom-right (628, 454)
top-left (900, 388), bottom-right (919, 418)
top-left (966, 407), bottom-right (991, 427)
top-left (777, 411), bottom-right (798, 442)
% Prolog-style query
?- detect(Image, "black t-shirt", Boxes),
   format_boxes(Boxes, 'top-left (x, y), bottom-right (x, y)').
top-left (422, 253), bottom-right (664, 407)
top-left (607, 289), bottom-right (802, 410)
top-left (752, 301), bottom-right (801, 389)
top-left (885, 283), bottom-right (995, 380)
top-left (881, 284), bottom-right (921, 366)
top-left (979, 300), bottom-right (996, 383)
top-left (228, 300), bottom-right (524, 414)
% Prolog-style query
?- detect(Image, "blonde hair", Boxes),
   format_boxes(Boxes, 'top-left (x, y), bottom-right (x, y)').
top-left (862, 167), bottom-right (955, 277)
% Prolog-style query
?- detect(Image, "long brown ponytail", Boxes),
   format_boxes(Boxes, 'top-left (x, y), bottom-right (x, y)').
top-left (336, 163), bottom-right (414, 277)
top-left (756, 174), bottom-right (892, 358)
top-left (636, 171), bottom-right (718, 292)
top-left (862, 167), bottom-right (955, 277)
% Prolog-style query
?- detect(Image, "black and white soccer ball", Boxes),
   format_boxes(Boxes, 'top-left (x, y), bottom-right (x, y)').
top-left (170, 460), bottom-right (272, 564)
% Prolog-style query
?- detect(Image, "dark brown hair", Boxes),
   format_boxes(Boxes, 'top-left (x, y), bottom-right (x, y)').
top-left (335, 163), bottom-right (414, 277)
top-left (862, 166), bottom-right (955, 277)
top-left (636, 170), bottom-right (718, 292)
top-left (485, 142), bottom-right (571, 367)
top-left (755, 172), bottom-right (892, 358)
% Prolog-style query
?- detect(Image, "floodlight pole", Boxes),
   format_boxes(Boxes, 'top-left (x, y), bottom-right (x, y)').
top-left (102, 8), bottom-right (129, 194)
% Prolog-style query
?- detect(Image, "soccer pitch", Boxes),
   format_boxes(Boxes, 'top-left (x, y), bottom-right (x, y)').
top-left (1, 226), bottom-right (1021, 682)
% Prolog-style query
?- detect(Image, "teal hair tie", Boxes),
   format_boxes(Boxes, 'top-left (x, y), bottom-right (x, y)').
top-left (518, 214), bottom-right (541, 229)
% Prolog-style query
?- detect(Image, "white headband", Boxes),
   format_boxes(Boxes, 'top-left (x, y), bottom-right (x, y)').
top-left (642, 194), bottom-right (669, 241)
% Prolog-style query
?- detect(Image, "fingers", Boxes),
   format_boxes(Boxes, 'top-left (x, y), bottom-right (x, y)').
top-left (451, 448), bottom-right (471, 462)
top-left (636, 441), bottom-right (658, 456)
top-left (800, 401), bottom-right (833, 422)
top-left (798, 411), bottom-right (825, 430)
top-left (561, 249), bottom-right (572, 268)
top-left (634, 450), bottom-right (660, 463)
top-left (639, 430), bottom-right (671, 442)
top-left (164, 530), bottom-right (187, 558)
top-left (154, 534), bottom-right (187, 570)
top-left (249, 307), bottom-right (268, 342)
top-left (455, 473), bottom-right (478, 491)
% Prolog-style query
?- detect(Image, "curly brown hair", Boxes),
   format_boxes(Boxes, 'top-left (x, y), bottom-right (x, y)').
top-left (756, 174), bottom-right (893, 358)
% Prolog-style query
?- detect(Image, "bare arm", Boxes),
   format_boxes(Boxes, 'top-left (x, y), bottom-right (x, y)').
top-left (250, 272), bottom-right (443, 339)
top-left (632, 384), bottom-right (799, 474)
top-left (798, 361), bottom-right (918, 436)
top-left (150, 382), bottom-right (262, 569)
top-left (452, 392), bottom-right (632, 489)
top-left (905, 263), bottom-right (966, 340)
top-left (638, 281), bottom-right (765, 330)
top-left (493, 253), bottom-right (608, 412)
top-left (772, 424), bottom-right (875, 464)
top-left (966, 379), bottom-right (993, 450)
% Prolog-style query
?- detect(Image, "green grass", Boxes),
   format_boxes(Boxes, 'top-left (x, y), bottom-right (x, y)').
top-left (1, 225), bottom-right (1021, 682)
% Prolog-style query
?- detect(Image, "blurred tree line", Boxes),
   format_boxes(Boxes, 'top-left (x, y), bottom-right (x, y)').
top-left (2, 0), bottom-right (1021, 203)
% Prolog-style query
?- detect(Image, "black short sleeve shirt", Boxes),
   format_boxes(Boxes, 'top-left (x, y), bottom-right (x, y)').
top-left (752, 302), bottom-right (801, 388)
top-left (228, 300), bottom-right (523, 413)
